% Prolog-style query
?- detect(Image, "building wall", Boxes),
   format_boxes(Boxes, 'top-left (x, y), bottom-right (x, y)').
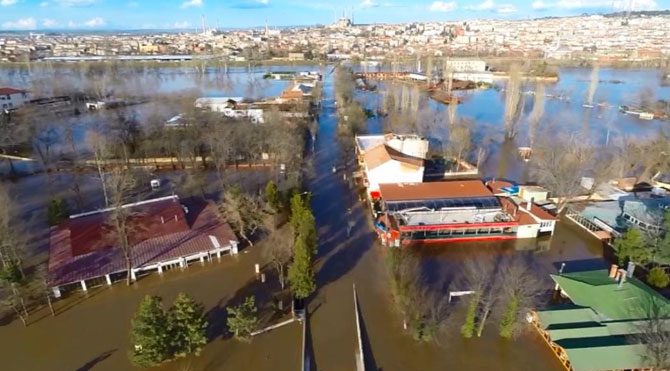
top-left (445, 59), bottom-right (487, 72)
top-left (516, 223), bottom-right (540, 238)
top-left (366, 161), bottom-right (424, 193)
top-left (452, 71), bottom-right (493, 83)
top-left (0, 91), bottom-right (29, 109)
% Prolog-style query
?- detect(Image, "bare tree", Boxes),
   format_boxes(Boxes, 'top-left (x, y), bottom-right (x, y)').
top-left (458, 256), bottom-right (498, 338)
top-left (218, 186), bottom-right (264, 246)
top-left (0, 184), bottom-right (24, 274)
top-left (531, 134), bottom-right (595, 212)
top-left (586, 64), bottom-right (600, 105)
top-left (503, 65), bottom-right (523, 139)
top-left (386, 249), bottom-right (450, 342)
top-left (262, 226), bottom-right (293, 290)
top-left (633, 297), bottom-right (670, 370)
top-left (497, 256), bottom-right (545, 338)
top-left (527, 84), bottom-right (545, 148)
top-left (106, 168), bottom-right (138, 285)
top-left (87, 130), bottom-right (111, 207)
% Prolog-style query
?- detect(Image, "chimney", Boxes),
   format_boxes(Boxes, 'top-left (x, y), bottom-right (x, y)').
top-left (609, 264), bottom-right (618, 279)
top-left (174, 215), bottom-right (178, 222)
top-left (626, 261), bottom-right (636, 278)
top-left (161, 216), bottom-right (165, 224)
top-left (526, 197), bottom-right (534, 212)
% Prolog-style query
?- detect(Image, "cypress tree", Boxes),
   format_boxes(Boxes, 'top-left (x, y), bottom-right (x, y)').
top-left (169, 293), bottom-right (208, 357)
top-left (287, 237), bottom-right (316, 299)
top-left (130, 295), bottom-right (171, 367)
top-left (264, 181), bottom-right (280, 211)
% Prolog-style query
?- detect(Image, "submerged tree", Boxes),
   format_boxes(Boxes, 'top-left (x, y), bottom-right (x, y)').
top-left (106, 168), bottom-right (139, 285)
top-left (527, 84), bottom-right (545, 148)
top-left (287, 237), bottom-right (316, 299)
top-left (503, 65), bottom-right (523, 139)
top-left (130, 295), bottom-right (171, 367)
top-left (264, 180), bottom-right (280, 212)
top-left (386, 248), bottom-right (449, 343)
top-left (497, 256), bottom-right (544, 339)
top-left (531, 134), bottom-right (595, 212)
top-left (458, 257), bottom-right (497, 338)
top-left (263, 226), bottom-right (293, 290)
top-left (219, 186), bottom-right (264, 246)
top-left (226, 296), bottom-right (259, 342)
top-left (169, 293), bottom-right (208, 358)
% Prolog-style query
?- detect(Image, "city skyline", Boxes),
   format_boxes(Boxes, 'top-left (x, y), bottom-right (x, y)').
top-left (0, 0), bottom-right (666, 30)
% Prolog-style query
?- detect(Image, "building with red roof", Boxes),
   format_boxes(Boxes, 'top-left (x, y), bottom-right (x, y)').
top-left (373, 180), bottom-right (556, 246)
top-left (47, 195), bottom-right (238, 297)
top-left (0, 87), bottom-right (30, 110)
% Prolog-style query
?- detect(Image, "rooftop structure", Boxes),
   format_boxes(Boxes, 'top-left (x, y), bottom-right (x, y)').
top-left (531, 268), bottom-right (670, 371)
top-left (47, 195), bottom-right (238, 297)
top-left (374, 180), bottom-right (556, 246)
top-left (355, 134), bottom-right (429, 198)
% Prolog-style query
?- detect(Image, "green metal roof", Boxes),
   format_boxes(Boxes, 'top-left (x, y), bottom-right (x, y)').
top-left (533, 270), bottom-right (670, 371)
top-left (565, 343), bottom-right (648, 371)
top-left (550, 270), bottom-right (670, 321)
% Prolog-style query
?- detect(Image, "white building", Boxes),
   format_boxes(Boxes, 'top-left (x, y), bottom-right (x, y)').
top-left (194, 97), bottom-right (264, 123)
top-left (444, 59), bottom-right (487, 73)
top-left (0, 87), bottom-right (30, 110)
top-left (355, 134), bottom-right (429, 198)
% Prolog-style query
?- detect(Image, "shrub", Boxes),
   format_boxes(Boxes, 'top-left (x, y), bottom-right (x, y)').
top-left (647, 267), bottom-right (669, 289)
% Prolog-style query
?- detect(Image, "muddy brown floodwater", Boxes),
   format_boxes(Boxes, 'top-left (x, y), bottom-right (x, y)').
top-left (0, 70), bottom-right (608, 371)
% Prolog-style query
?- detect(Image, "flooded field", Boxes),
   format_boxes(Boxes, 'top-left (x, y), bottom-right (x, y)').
top-left (0, 64), bottom-right (662, 370)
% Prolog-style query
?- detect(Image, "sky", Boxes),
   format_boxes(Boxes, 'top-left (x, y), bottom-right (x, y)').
top-left (0, 0), bottom-right (667, 30)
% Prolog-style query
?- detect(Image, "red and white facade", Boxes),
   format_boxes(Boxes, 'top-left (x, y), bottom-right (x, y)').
top-left (374, 180), bottom-right (556, 246)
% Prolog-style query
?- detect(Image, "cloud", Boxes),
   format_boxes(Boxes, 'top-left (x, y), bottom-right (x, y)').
top-left (360, 0), bottom-right (377, 7)
top-left (173, 21), bottom-right (190, 28)
top-left (428, 1), bottom-right (457, 12)
top-left (230, 0), bottom-right (270, 8)
top-left (128, 1), bottom-right (139, 7)
top-left (2, 17), bottom-right (37, 30)
top-left (42, 18), bottom-right (58, 27)
top-left (40, 1), bottom-right (49, 6)
top-left (532, 0), bottom-right (657, 10)
top-left (83, 16), bottom-right (105, 27)
top-left (496, 3), bottom-right (516, 13)
top-left (1, 0), bottom-right (18, 6)
top-left (465, 0), bottom-right (495, 10)
top-left (56, 0), bottom-right (98, 7)
top-left (180, 0), bottom-right (202, 8)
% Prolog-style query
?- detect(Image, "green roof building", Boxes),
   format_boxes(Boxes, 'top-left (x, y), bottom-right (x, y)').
top-left (531, 268), bottom-right (670, 371)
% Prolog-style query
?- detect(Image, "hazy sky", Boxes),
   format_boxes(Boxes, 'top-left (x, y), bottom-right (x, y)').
top-left (0, 0), bottom-right (666, 30)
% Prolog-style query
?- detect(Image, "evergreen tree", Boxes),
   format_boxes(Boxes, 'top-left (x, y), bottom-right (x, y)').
top-left (46, 198), bottom-right (69, 226)
top-left (647, 267), bottom-right (670, 289)
top-left (264, 181), bottom-right (280, 212)
top-left (287, 237), bottom-right (316, 299)
top-left (498, 295), bottom-right (519, 338)
top-left (130, 295), bottom-right (171, 367)
top-left (226, 296), bottom-right (258, 342)
top-left (614, 228), bottom-right (650, 265)
top-left (169, 293), bottom-right (208, 357)
top-left (460, 293), bottom-right (479, 338)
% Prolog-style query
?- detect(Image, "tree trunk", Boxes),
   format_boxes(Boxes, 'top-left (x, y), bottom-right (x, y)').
top-left (279, 264), bottom-right (285, 290)
top-left (46, 294), bottom-right (55, 316)
top-left (476, 308), bottom-right (490, 337)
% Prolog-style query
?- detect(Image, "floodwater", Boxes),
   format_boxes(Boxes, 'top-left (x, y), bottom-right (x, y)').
top-left (0, 65), bottom-right (658, 370)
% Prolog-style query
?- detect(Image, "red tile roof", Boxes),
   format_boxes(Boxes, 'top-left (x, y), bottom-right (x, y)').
top-left (379, 180), bottom-right (493, 201)
top-left (486, 180), bottom-right (514, 194)
top-left (0, 87), bottom-right (26, 95)
top-left (47, 196), bottom-right (237, 287)
top-left (363, 144), bottom-right (424, 170)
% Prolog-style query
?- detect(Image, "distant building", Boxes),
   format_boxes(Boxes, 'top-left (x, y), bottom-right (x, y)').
top-left (373, 180), bottom-right (556, 246)
top-left (288, 52), bottom-right (305, 61)
top-left (444, 59), bottom-right (487, 73)
top-left (194, 97), bottom-right (265, 123)
top-left (0, 87), bottom-right (30, 110)
top-left (48, 196), bottom-right (239, 297)
top-left (530, 268), bottom-right (670, 371)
